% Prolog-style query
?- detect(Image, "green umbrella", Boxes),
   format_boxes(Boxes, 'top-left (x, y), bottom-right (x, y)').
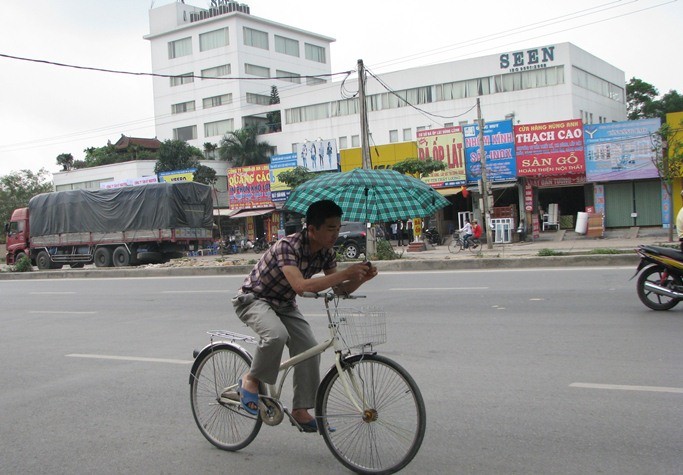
top-left (283, 168), bottom-right (450, 222)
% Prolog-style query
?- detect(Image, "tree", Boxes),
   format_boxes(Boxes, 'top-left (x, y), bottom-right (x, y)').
top-left (659, 90), bottom-right (683, 117)
top-left (56, 153), bottom-right (74, 171)
top-left (266, 85), bottom-right (282, 133)
top-left (203, 142), bottom-right (218, 160)
top-left (218, 127), bottom-right (272, 167)
top-left (154, 139), bottom-right (216, 185)
top-left (277, 166), bottom-right (323, 189)
top-left (626, 77), bottom-right (659, 120)
top-left (391, 158), bottom-right (446, 177)
top-left (0, 169), bottom-right (53, 237)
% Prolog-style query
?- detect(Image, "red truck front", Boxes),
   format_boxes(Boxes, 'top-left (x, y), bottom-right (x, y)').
top-left (4, 207), bottom-right (30, 265)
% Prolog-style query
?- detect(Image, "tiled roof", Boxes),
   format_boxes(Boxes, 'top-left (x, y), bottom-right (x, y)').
top-left (114, 134), bottom-right (162, 151)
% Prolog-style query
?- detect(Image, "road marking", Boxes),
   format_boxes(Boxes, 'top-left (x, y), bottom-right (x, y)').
top-left (29, 310), bottom-right (97, 315)
top-left (390, 287), bottom-right (488, 291)
top-left (570, 382), bottom-right (683, 394)
top-left (66, 354), bottom-right (192, 365)
top-left (29, 291), bottom-right (77, 295)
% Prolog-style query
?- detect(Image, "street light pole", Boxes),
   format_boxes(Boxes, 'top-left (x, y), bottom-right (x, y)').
top-left (477, 98), bottom-right (493, 249)
top-left (358, 59), bottom-right (376, 257)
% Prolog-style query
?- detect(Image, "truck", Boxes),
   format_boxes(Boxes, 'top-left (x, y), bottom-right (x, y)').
top-left (4, 181), bottom-right (214, 270)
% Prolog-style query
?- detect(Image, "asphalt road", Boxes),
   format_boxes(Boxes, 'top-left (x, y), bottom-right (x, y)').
top-left (1, 267), bottom-right (682, 474)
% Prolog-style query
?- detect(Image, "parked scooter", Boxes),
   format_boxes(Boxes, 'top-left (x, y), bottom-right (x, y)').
top-left (633, 244), bottom-right (683, 310)
top-left (422, 227), bottom-right (443, 245)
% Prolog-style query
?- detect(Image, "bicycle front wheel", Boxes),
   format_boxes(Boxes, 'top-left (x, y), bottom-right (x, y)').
top-left (190, 344), bottom-right (262, 451)
top-left (448, 239), bottom-right (462, 254)
top-left (316, 354), bottom-right (426, 474)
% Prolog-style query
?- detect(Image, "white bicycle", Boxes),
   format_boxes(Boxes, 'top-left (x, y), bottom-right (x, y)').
top-left (189, 291), bottom-right (426, 474)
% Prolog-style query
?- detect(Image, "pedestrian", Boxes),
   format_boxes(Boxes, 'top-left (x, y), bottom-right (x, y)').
top-left (231, 200), bottom-right (378, 432)
top-left (406, 219), bottom-right (413, 242)
top-left (397, 220), bottom-right (404, 246)
top-left (459, 219), bottom-right (473, 248)
top-left (471, 219), bottom-right (482, 247)
top-left (390, 222), bottom-right (398, 241)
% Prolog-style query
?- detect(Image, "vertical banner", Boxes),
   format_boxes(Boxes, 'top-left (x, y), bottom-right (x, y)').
top-left (416, 127), bottom-right (466, 188)
top-left (297, 139), bottom-right (339, 171)
top-left (584, 118), bottom-right (661, 181)
top-left (228, 164), bottom-right (272, 209)
top-left (514, 119), bottom-right (585, 176)
top-left (463, 119), bottom-right (516, 183)
top-left (269, 152), bottom-right (298, 202)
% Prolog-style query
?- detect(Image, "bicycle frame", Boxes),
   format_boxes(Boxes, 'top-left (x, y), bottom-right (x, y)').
top-left (208, 291), bottom-right (372, 416)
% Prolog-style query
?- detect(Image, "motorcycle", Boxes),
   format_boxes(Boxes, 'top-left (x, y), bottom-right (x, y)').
top-left (422, 227), bottom-right (443, 245)
top-left (633, 244), bottom-right (683, 310)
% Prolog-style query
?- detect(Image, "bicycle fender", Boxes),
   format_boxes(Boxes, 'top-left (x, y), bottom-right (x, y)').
top-left (188, 342), bottom-right (253, 385)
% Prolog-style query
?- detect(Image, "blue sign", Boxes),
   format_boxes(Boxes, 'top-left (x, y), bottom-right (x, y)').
top-left (269, 153), bottom-right (297, 202)
top-left (463, 120), bottom-right (516, 183)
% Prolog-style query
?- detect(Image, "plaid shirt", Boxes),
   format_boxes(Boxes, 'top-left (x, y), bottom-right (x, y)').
top-left (240, 231), bottom-right (337, 307)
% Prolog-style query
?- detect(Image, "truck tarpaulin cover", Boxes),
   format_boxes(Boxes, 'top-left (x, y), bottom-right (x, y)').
top-left (28, 182), bottom-right (213, 237)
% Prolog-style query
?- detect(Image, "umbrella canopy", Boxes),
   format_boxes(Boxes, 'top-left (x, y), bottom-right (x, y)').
top-left (283, 168), bottom-right (451, 222)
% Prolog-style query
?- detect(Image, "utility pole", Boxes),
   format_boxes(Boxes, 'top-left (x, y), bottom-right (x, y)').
top-left (477, 98), bottom-right (493, 249)
top-left (357, 59), bottom-right (376, 257)
top-left (358, 59), bottom-right (372, 170)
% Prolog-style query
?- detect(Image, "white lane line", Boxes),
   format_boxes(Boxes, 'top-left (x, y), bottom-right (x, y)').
top-left (29, 311), bottom-right (97, 315)
top-left (29, 291), bottom-right (77, 295)
top-left (570, 382), bottom-right (683, 394)
top-left (389, 287), bottom-right (489, 291)
top-left (66, 354), bottom-right (192, 365)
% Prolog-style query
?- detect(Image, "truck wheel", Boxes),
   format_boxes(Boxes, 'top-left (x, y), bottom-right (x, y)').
top-left (112, 246), bottom-right (131, 267)
top-left (15, 252), bottom-right (28, 264)
top-left (94, 247), bottom-right (113, 267)
top-left (36, 251), bottom-right (52, 270)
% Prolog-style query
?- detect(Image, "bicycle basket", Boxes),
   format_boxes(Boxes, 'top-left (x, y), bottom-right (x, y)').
top-left (332, 306), bottom-right (386, 350)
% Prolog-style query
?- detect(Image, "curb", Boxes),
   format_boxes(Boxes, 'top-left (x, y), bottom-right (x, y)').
top-left (0, 253), bottom-right (638, 280)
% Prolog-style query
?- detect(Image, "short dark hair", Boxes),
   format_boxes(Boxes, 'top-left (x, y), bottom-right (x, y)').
top-left (305, 200), bottom-right (342, 228)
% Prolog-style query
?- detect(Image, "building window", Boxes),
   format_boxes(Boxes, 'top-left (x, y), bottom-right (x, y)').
top-left (204, 119), bottom-right (234, 137)
top-left (200, 27), bottom-right (229, 51)
top-left (285, 103), bottom-right (330, 124)
top-left (339, 136), bottom-right (348, 149)
top-left (203, 93), bottom-right (232, 109)
top-left (389, 130), bottom-right (398, 143)
top-left (173, 125), bottom-right (197, 141)
top-left (201, 64), bottom-right (231, 79)
top-left (276, 70), bottom-right (301, 83)
top-left (331, 98), bottom-right (359, 117)
top-left (351, 135), bottom-right (360, 147)
top-left (306, 76), bottom-right (326, 86)
top-left (168, 37), bottom-right (192, 59)
top-left (170, 73), bottom-right (194, 87)
top-left (245, 63), bottom-right (269, 78)
top-left (416, 126), bottom-right (426, 133)
top-left (274, 35), bottom-right (299, 57)
top-left (246, 93), bottom-right (271, 105)
top-left (444, 122), bottom-right (453, 127)
top-left (171, 101), bottom-right (195, 114)
top-left (572, 66), bottom-right (623, 103)
top-left (304, 43), bottom-right (326, 63)
top-left (403, 128), bottom-right (412, 141)
top-left (243, 27), bottom-right (268, 49)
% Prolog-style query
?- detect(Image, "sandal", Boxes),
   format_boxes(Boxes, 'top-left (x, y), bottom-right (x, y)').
top-left (238, 378), bottom-right (259, 415)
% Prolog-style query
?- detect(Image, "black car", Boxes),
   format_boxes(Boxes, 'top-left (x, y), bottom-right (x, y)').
top-left (335, 221), bottom-right (367, 259)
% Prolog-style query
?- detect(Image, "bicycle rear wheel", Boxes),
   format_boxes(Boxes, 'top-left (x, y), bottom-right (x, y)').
top-left (190, 344), bottom-right (262, 451)
top-left (468, 239), bottom-right (481, 252)
top-left (316, 354), bottom-right (426, 474)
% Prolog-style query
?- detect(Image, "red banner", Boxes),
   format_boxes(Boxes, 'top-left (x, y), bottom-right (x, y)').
top-left (514, 119), bottom-right (585, 176)
top-left (228, 165), bottom-right (273, 209)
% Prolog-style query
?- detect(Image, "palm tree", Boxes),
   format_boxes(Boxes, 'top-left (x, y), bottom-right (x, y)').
top-left (218, 127), bottom-right (272, 167)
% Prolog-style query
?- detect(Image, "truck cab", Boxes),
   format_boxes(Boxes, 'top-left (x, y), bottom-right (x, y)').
top-left (5, 207), bottom-right (30, 265)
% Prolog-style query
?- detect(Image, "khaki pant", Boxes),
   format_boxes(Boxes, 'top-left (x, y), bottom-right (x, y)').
top-left (232, 293), bottom-right (320, 409)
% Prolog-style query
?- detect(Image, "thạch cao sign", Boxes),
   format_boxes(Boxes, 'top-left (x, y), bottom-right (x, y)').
top-left (514, 119), bottom-right (585, 176)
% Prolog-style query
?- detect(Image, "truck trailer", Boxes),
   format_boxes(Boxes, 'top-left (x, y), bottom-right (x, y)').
top-left (4, 181), bottom-right (214, 269)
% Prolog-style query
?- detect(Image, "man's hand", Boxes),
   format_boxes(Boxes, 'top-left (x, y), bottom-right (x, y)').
top-left (344, 262), bottom-right (378, 282)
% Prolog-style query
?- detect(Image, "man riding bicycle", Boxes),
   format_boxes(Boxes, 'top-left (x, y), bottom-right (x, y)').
top-left (231, 200), bottom-right (378, 432)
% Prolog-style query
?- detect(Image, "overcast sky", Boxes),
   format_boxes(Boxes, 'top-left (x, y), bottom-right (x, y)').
top-left (1, 0), bottom-right (680, 178)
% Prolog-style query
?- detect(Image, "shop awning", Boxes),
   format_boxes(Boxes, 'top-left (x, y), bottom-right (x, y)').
top-left (229, 207), bottom-right (276, 219)
top-left (466, 182), bottom-right (517, 193)
top-left (213, 208), bottom-right (242, 217)
top-left (436, 187), bottom-right (463, 196)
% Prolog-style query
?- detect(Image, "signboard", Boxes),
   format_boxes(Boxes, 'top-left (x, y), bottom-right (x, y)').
top-left (416, 126), bottom-right (466, 188)
top-left (228, 164), bottom-right (273, 209)
top-left (463, 119), bottom-right (516, 183)
top-left (100, 176), bottom-right (158, 189)
top-left (584, 118), bottom-right (661, 182)
top-left (269, 152), bottom-right (298, 202)
top-left (158, 168), bottom-right (196, 183)
top-left (514, 119), bottom-right (585, 176)
top-left (297, 138), bottom-right (339, 171)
